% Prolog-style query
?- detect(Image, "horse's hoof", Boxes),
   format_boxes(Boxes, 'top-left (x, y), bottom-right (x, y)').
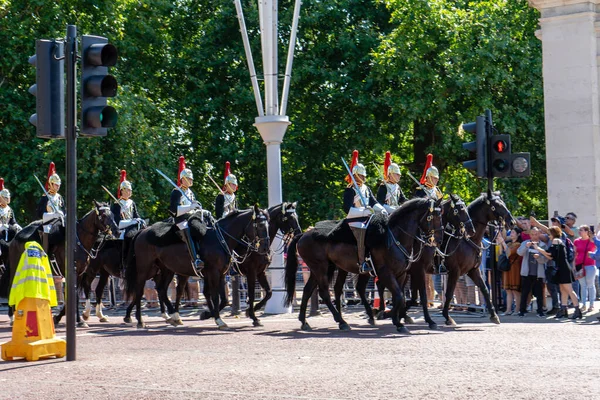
top-left (339, 322), bottom-right (351, 331)
top-left (82, 313), bottom-right (90, 321)
top-left (252, 320), bottom-right (263, 327)
top-left (490, 315), bottom-right (501, 325)
top-left (367, 318), bottom-right (375, 326)
top-left (300, 322), bottom-right (312, 331)
top-left (404, 316), bottom-right (415, 324)
top-left (199, 311), bottom-right (211, 320)
top-left (160, 313), bottom-right (170, 320)
top-left (428, 322), bottom-right (438, 330)
top-left (77, 321), bottom-right (89, 329)
top-left (166, 318), bottom-right (178, 327)
top-left (445, 318), bottom-right (457, 326)
top-left (396, 325), bottom-right (410, 334)
top-left (136, 322), bottom-right (146, 329)
top-left (123, 317), bottom-right (132, 324)
top-left (99, 317), bottom-right (109, 323)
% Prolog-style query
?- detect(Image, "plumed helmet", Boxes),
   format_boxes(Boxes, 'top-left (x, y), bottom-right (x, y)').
top-left (225, 174), bottom-right (237, 186)
top-left (118, 170), bottom-right (132, 198)
top-left (420, 154), bottom-right (435, 185)
top-left (426, 166), bottom-right (439, 179)
top-left (177, 156), bottom-right (193, 185)
top-left (223, 161), bottom-right (237, 186)
top-left (345, 150), bottom-right (361, 184)
top-left (352, 163), bottom-right (367, 177)
top-left (0, 178), bottom-right (10, 200)
top-left (388, 163), bottom-right (401, 176)
top-left (45, 162), bottom-right (61, 189)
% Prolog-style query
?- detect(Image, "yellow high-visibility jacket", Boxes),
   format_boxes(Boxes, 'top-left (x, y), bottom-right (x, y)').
top-left (9, 241), bottom-right (57, 307)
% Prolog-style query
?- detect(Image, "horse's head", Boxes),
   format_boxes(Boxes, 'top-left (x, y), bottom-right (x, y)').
top-left (479, 193), bottom-right (516, 230)
top-left (270, 202), bottom-right (302, 237)
top-left (442, 194), bottom-right (475, 238)
top-left (245, 205), bottom-right (271, 260)
top-left (93, 200), bottom-right (119, 237)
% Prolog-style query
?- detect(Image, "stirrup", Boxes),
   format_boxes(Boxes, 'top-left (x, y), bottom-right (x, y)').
top-left (193, 258), bottom-right (204, 276)
top-left (359, 261), bottom-right (374, 276)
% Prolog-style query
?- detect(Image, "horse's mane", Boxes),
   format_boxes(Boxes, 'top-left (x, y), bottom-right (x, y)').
top-left (467, 194), bottom-right (490, 211)
top-left (389, 197), bottom-right (431, 227)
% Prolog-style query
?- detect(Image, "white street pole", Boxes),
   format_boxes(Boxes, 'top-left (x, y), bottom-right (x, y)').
top-left (236, 0), bottom-right (301, 314)
top-left (280, 0), bottom-right (302, 116)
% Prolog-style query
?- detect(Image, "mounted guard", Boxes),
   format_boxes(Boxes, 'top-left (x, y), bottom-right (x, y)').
top-left (110, 170), bottom-right (144, 239)
top-left (215, 161), bottom-right (238, 219)
top-left (342, 150), bottom-right (386, 276)
top-left (168, 156), bottom-right (204, 274)
top-left (0, 178), bottom-right (21, 241)
top-left (35, 162), bottom-right (65, 252)
top-left (376, 151), bottom-right (407, 213)
top-left (415, 153), bottom-right (442, 200)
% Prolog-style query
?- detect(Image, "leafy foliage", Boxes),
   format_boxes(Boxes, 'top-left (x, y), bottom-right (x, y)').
top-left (0, 0), bottom-right (545, 227)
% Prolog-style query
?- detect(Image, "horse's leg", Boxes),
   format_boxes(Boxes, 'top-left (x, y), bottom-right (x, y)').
top-left (134, 283), bottom-right (146, 329)
top-left (166, 275), bottom-right (186, 326)
top-left (81, 272), bottom-right (92, 321)
top-left (443, 268), bottom-right (460, 326)
top-left (316, 273), bottom-right (350, 331)
top-left (379, 270), bottom-right (409, 334)
top-left (95, 270), bottom-right (110, 322)
top-left (253, 270), bottom-right (272, 312)
top-left (467, 267), bottom-right (500, 324)
top-left (53, 304), bottom-right (65, 326)
top-left (415, 269), bottom-right (437, 329)
top-left (156, 275), bottom-right (176, 321)
top-left (333, 269), bottom-right (347, 315)
top-left (245, 271), bottom-right (261, 327)
top-left (209, 273), bottom-right (228, 330)
top-left (355, 273), bottom-right (375, 325)
top-left (299, 274), bottom-right (318, 331)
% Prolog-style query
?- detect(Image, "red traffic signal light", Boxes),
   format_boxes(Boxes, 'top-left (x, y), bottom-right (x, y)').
top-left (493, 139), bottom-right (508, 153)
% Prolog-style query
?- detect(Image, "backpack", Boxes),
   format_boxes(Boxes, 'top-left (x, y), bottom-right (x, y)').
top-left (565, 237), bottom-right (575, 263)
top-left (497, 252), bottom-right (510, 272)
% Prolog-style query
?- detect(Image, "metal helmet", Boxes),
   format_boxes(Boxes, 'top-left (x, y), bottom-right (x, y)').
top-left (352, 163), bottom-right (367, 177)
top-left (225, 174), bottom-right (238, 186)
top-left (0, 178), bottom-right (9, 200)
top-left (388, 163), bottom-right (401, 177)
top-left (120, 180), bottom-right (132, 191)
top-left (48, 173), bottom-right (61, 186)
top-left (426, 166), bottom-right (439, 180)
top-left (180, 168), bottom-right (194, 182)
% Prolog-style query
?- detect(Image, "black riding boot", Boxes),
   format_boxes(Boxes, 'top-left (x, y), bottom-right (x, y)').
top-left (177, 229), bottom-right (204, 275)
top-left (350, 226), bottom-right (373, 275)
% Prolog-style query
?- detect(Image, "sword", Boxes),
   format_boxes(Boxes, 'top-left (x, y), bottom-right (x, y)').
top-left (155, 168), bottom-right (193, 204)
top-left (33, 174), bottom-right (60, 213)
top-left (341, 157), bottom-right (367, 208)
top-left (372, 162), bottom-right (385, 181)
top-left (206, 175), bottom-right (225, 195)
top-left (101, 185), bottom-right (120, 203)
top-left (406, 170), bottom-right (426, 191)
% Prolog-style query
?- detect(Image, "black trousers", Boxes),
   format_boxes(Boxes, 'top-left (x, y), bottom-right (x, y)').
top-left (520, 275), bottom-right (544, 314)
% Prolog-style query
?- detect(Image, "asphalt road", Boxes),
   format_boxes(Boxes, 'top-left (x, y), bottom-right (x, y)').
top-left (0, 305), bottom-right (599, 399)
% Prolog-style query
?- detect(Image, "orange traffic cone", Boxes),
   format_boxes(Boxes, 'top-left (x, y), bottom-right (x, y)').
top-left (1, 242), bottom-right (66, 361)
top-left (373, 277), bottom-right (382, 309)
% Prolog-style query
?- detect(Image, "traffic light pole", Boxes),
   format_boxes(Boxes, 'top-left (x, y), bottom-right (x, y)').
top-left (65, 24), bottom-right (78, 361)
top-left (485, 109), bottom-right (500, 312)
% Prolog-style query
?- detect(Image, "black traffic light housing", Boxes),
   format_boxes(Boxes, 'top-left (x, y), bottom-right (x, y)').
top-left (29, 40), bottom-right (65, 138)
top-left (80, 35), bottom-right (118, 136)
top-left (510, 153), bottom-right (531, 177)
top-left (462, 115), bottom-right (487, 178)
top-left (490, 134), bottom-right (511, 177)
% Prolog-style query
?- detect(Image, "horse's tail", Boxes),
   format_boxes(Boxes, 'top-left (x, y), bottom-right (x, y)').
top-left (124, 230), bottom-right (142, 300)
top-left (284, 233), bottom-right (303, 306)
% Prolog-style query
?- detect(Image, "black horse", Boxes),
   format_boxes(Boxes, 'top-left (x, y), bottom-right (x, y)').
top-left (0, 225), bottom-right (22, 320)
top-left (285, 197), bottom-right (443, 333)
top-left (124, 206), bottom-right (270, 329)
top-left (7, 201), bottom-right (118, 327)
top-left (345, 194), bottom-right (475, 329)
top-left (198, 202), bottom-right (302, 326)
top-left (438, 193), bottom-right (515, 326)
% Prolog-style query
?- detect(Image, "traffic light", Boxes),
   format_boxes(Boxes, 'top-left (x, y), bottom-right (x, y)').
top-left (80, 35), bottom-right (118, 136)
top-left (29, 40), bottom-right (65, 138)
top-left (462, 115), bottom-right (487, 178)
top-left (490, 134), bottom-right (511, 178)
top-left (510, 152), bottom-right (531, 177)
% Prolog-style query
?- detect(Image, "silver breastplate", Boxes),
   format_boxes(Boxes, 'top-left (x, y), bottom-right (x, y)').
top-left (385, 183), bottom-right (399, 206)
top-left (119, 199), bottom-right (134, 220)
top-left (179, 188), bottom-right (195, 206)
top-left (0, 206), bottom-right (11, 225)
top-left (47, 193), bottom-right (63, 212)
top-left (353, 185), bottom-right (369, 207)
top-left (223, 193), bottom-right (236, 216)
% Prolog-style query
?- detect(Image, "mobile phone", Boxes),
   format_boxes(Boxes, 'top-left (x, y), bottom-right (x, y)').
top-left (553, 210), bottom-right (559, 218)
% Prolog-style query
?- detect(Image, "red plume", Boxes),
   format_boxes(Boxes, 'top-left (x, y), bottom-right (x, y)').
top-left (223, 161), bottom-right (231, 184)
top-left (345, 150), bottom-right (359, 184)
top-left (177, 156), bottom-right (186, 186)
top-left (420, 154), bottom-right (433, 185)
top-left (118, 170), bottom-right (127, 198)
top-left (0, 178), bottom-right (4, 191)
top-left (46, 162), bottom-right (56, 190)
top-left (383, 151), bottom-right (392, 181)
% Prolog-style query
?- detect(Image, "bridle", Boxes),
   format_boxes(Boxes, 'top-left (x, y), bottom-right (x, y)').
top-left (75, 206), bottom-right (114, 261)
top-left (273, 206), bottom-right (301, 254)
top-left (437, 197), bottom-right (474, 257)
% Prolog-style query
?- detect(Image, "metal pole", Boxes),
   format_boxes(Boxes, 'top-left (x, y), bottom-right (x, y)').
top-left (231, 275), bottom-right (241, 315)
top-left (65, 24), bottom-right (77, 361)
top-left (280, 0), bottom-right (302, 116)
top-left (485, 109), bottom-right (498, 311)
top-left (271, 0), bottom-right (279, 114)
top-left (233, 0), bottom-right (264, 116)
